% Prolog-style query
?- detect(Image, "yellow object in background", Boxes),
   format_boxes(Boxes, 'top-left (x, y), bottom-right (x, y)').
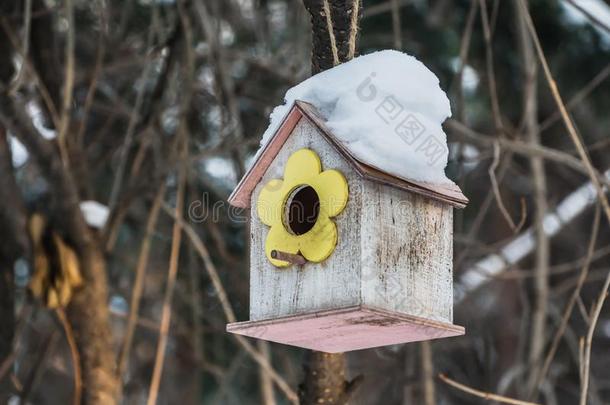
top-left (257, 148), bottom-right (348, 267)
top-left (28, 213), bottom-right (83, 308)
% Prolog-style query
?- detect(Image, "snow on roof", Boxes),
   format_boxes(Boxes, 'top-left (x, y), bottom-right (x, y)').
top-left (257, 50), bottom-right (453, 184)
top-left (229, 101), bottom-right (467, 209)
top-left (229, 50), bottom-right (467, 208)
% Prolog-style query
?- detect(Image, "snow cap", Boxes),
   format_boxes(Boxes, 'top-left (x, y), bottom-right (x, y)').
top-left (259, 50), bottom-right (453, 184)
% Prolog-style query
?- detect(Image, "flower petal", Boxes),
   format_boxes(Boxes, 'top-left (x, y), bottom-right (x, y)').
top-left (283, 149), bottom-right (321, 184)
top-left (311, 169), bottom-right (349, 217)
top-left (265, 225), bottom-right (300, 268)
top-left (257, 179), bottom-right (285, 226)
top-left (298, 216), bottom-right (337, 263)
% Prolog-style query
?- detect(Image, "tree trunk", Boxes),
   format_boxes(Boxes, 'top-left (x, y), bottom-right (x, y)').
top-left (0, 83), bottom-right (119, 405)
top-left (299, 1), bottom-right (363, 403)
top-left (302, 0), bottom-right (362, 74)
top-left (66, 245), bottom-right (119, 404)
top-left (0, 1), bottom-right (119, 402)
top-left (299, 352), bottom-right (360, 405)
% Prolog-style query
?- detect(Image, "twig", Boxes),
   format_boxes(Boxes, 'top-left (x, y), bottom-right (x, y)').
top-left (516, 2), bottom-right (550, 389)
top-left (56, 309), bottom-right (82, 405)
top-left (451, 0), bottom-right (478, 122)
top-left (363, 0), bottom-right (408, 18)
top-left (0, 352), bottom-right (16, 383)
top-left (576, 295), bottom-right (590, 325)
top-left (540, 63), bottom-right (610, 132)
top-left (488, 142), bottom-right (516, 230)
top-left (455, 154), bottom-right (512, 269)
top-left (531, 204), bottom-right (600, 398)
top-left (347, 0), bottom-right (361, 59)
top-left (109, 308), bottom-right (160, 332)
top-left (58, 0), bottom-right (75, 165)
top-left (19, 331), bottom-right (60, 403)
top-left (76, 1), bottom-right (107, 148)
top-left (447, 119), bottom-right (610, 188)
top-left (186, 216), bottom-right (205, 401)
top-left (162, 205), bottom-right (235, 322)
top-left (9, 0), bottom-right (32, 94)
top-left (117, 183), bottom-right (166, 378)
top-left (578, 337), bottom-right (585, 382)
top-left (489, 0), bottom-right (500, 35)
top-left (322, 0), bottom-right (339, 66)
top-left (438, 373), bottom-right (540, 405)
top-left (106, 12), bottom-right (158, 215)
top-left (146, 140), bottom-right (186, 405)
top-left (194, 0), bottom-right (244, 146)
top-left (579, 268), bottom-right (610, 405)
top-left (551, 268), bottom-right (609, 297)
top-left (479, 0), bottom-right (503, 132)
top-left (549, 245), bottom-right (610, 275)
top-left (517, 0), bottom-right (610, 228)
top-left (271, 250), bottom-right (307, 265)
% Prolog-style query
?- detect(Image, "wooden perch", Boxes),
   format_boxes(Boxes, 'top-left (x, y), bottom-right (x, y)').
top-left (271, 250), bottom-right (307, 265)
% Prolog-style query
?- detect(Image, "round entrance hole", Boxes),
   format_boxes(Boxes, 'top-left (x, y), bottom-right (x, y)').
top-left (284, 185), bottom-right (320, 235)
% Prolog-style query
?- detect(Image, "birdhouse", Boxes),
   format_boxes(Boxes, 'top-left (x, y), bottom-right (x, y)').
top-left (226, 101), bottom-right (468, 352)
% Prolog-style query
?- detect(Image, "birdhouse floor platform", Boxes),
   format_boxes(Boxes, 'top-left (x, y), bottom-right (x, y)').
top-left (226, 306), bottom-right (464, 353)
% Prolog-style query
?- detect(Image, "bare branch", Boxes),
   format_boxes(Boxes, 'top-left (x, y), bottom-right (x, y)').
top-left (579, 267), bottom-right (610, 404)
top-left (439, 374), bottom-right (540, 405)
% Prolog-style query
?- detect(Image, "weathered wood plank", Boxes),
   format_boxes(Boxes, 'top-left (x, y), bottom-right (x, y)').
top-left (227, 306), bottom-right (464, 353)
top-left (360, 181), bottom-right (454, 323)
top-left (249, 118), bottom-right (363, 320)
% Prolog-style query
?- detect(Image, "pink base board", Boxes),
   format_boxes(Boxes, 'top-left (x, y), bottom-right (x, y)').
top-left (226, 306), bottom-right (464, 353)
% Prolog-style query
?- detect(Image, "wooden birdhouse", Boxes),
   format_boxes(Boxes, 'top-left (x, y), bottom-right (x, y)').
top-left (226, 101), bottom-right (468, 352)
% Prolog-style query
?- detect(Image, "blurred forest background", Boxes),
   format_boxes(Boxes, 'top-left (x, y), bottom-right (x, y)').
top-left (0, 0), bottom-right (610, 404)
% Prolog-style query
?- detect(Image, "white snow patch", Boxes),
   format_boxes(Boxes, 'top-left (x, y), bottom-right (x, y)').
top-left (109, 294), bottom-right (129, 316)
top-left (449, 142), bottom-right (480, 173)
top-left (461, 254), bottom-right (506, 289)
top-left (80, 200), bottom-right (110, 229)
top-left (220, 22), bottom-right (235, 46)
top-left (9, 135), bottom-right (28, 167)
top-left (257, 50), bottom-right (453, 184)
top-left (26, 101), bottom-right (56, 139)
top-left (556, 181), bottom-right (596, 223)
top-left (501, 231), bottom-right (535, 264)
top-left (462, 65), bottom-right (480, 93)
top-left (542, 213), bottom-right (562, 236)
top-left (203, 156), bottom-right (237, 186)
top-left (561, 0), bottom-right (610, 47)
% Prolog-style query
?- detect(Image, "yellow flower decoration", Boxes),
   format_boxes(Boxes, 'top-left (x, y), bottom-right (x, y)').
top-left (257, 148), bottom-right (349, 267)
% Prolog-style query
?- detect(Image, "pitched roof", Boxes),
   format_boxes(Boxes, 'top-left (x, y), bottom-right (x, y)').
top-left (228, 101), bottom-right (468, 209)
